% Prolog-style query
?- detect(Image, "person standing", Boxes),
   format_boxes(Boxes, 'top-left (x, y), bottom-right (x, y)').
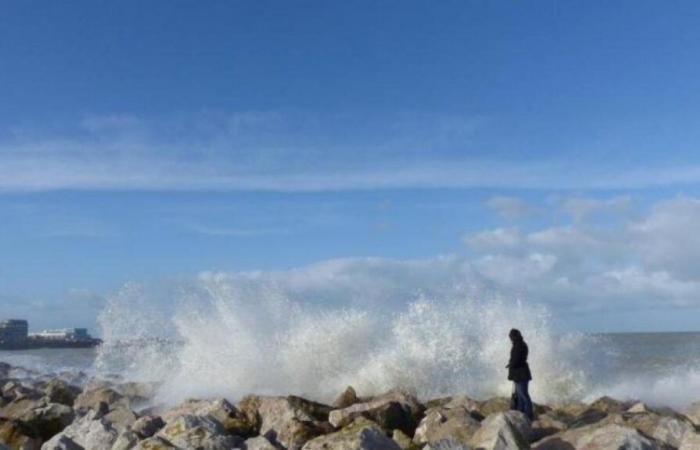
top-left (507, 328), bottom-right (534, 420)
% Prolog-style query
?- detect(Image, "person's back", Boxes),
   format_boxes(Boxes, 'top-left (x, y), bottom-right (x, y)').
top-left (507, 328), bottom-right (534, 420)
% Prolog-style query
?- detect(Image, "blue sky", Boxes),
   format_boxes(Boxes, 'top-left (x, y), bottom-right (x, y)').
top-left (3, 1), bottom-right (700, 333)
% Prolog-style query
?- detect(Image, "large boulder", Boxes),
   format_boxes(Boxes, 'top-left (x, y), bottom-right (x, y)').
top-left (133, 436), bottom-right (178, 449)
top-left (43, 380), bottom-right (80, 407)
top-left (162, 398), bottom-right (253, 437)
top-left (237, 395), bottom-right (331, 450)
top-left (469, 411), bottom-right (530, 450)
top-left (574, 423), bottom-right (661, 449)
top-left (413, 399), bottom-right (481, 447)
top-left (111, 430), bottom-right (140, 450)
top-left (39, 435), bottom-right (82, 450)
top-left (131, 415), bottom-right (165, 439)
top-left (0, 396), bottom-right (74, 441)
top-left (301, 417), bottom-right (402, 450)
top-left (679, 431), bottom-right (700, 450)
top-left (333, 387), bottom-right (360, 409)
top-left (685, 401), bottom-right (700, 426)
top-left (41, 409), bottom-right (119, 450)
top-left (423, 439), bottom-right (472, 450)
top-left (533, 419), bottom-right (666, 450)
top-left (529, 412), bottom-right (568, 443)
top-left (244, 436), bottom-right (278, 450)
top-left (0, 417), bottom-right (42, 450)
top-left (328, 390), bottom-right (424, 436)
top-left (73, 387), bottom-right (127, 412)
top-left (155, 414), bottom-right (243, 450)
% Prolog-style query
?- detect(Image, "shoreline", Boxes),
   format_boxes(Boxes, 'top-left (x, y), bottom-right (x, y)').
top-left (1, 362), bottom-right (699, 449)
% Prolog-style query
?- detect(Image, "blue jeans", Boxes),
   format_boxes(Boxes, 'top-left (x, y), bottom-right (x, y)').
top-left (514, 381), bottom-right (534, 420)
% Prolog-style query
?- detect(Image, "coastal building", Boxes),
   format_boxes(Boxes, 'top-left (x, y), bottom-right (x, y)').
top-left (0, 319), bottom-right (29, 344)
top-left (29, 328), bottom-right (92, 342)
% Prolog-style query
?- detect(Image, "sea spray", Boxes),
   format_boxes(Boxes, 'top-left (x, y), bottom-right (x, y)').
top-left (94, 257), bottom-right (592, 406)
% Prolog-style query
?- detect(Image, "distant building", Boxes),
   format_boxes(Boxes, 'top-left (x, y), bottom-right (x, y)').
top-left (29, 328), bottom-right (92, 341)
top-left (0, 319), bottom-right (29, 344)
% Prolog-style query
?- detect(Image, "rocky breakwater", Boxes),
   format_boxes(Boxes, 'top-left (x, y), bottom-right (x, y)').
top-left (1, 365), bottom-right (700, 449)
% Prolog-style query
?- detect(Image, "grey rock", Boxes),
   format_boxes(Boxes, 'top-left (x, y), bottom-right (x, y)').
top-left (111, 430), bottom-right (140, 450)
top-left (301, 417), bottom-right (402, 450)
top-left (132, 415), bottom-right (165, 439)
top-left (39, 435), bottom-right (82, 450)
top-left (679, 431), bottom-right (700, 450)
top-left (156, 414), bottom-right (243, 450)
top-left (329, 390), bottom-right (424, 436)
top-left (41, 409), bottom-right (119, 450)
top-left (469, 411), bottom-right (530, 450)
top-left (43, 380), bottom-right (80, 407)
top-left (244, 436), bottom-right (278, 450)
top-left (413, 399), bottom-right (481, 447)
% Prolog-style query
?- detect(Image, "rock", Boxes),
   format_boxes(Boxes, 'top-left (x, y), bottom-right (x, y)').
top-left (156, 414), bottom-right (243, 450)
top-left (333, 387), bottom-right (359, 409)
top-left (301, 417), bottom-right (402, 450)
top-left (133, 436), bottom-right (178, 450)
top-left (162, 398), bottom-right (254, 437)
top-left (132, 415), bottom-right (165, 439)
top-left (679, 431), bottom-right (700, 450)
top-left (39, 435), bottom-right (82, 450)
top-left (685, 400), bottom-right (700, 426)
top-left (73, 387), bottom-right (126, 412)
top-left (238, 395), bottom-right (331, 449)
top-left (469, 411), bottom-right (530, 450)
top-left (112, 430), bottom-right (140, 450)
top-left (328, 390), bottom-right (424, 436)
top-left (103, 406), bottom-right (138, 431)
top-left (114, 382), bottom-right (156, 404)
top-left (20, 402), bottom-right (75, 441)
top-left (43, 380), bottom-right (80, 407)
top-left (574, 423), bottom-right (660, 449)
top-left (1, 381), bottom-right (39, 402)
top-left (412, 401), bottom-right (481, 447)
top-left (244, 436), bottom-right (278, 450)
top-left (41, 409), bottom-right (119, 450)
top-left (627, 402), bottom-right (650, 414)
top-left (471, 398), bottom-right (511, 420)
top-left (588, 396), bottom-right (633, 414)
top-left (609, 411), bottom-right (695, 449)
top-left (0, 362), bottom-right (11, 378)
top-left (0, 417), bottom-right (42, 450)
top-left (530, 412), bottom-right (568, 443)
top-left (392, 429), bottom-right (418, 450)
top-left (423, 439), bottom-right (472, 450)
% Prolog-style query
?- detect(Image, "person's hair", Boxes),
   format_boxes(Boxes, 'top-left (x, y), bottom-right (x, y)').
top-left (509, 328), bottom-right (523, 341)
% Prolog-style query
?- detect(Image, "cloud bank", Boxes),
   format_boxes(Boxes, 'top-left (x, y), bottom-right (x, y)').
top-left (3, 112), bottom-right (700, 192)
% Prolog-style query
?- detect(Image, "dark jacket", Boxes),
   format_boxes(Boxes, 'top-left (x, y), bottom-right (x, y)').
top-left (508, 339), bottom-right (532, 382)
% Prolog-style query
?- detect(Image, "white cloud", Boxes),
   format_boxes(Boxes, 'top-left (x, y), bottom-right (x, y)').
top-left (558, 195), bottom-right (631, 222)
top-left (485, 196), bottom-right (535, 220)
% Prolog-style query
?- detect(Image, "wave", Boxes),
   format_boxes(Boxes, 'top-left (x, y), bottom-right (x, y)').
top-left (94, 258), bottom-right (593, 406)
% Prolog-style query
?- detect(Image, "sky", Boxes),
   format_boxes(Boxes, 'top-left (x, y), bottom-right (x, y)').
top-left (2, 1), bottom-right (700, 333)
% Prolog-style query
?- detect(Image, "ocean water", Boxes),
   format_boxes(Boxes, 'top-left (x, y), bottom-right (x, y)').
top-left (2, 267), bottom-right (699, 410)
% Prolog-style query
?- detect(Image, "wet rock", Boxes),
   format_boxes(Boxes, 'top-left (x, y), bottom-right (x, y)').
top-left (1, 381), bottom-right (39, 402)
top-left (627, 402), bottom-right (650, 414)
top-left (471, 398), bottom-right (511, 419)
top-left (156, 414), bottom-right (243, 450)
top-left (244, 436), bottom-right (278, 450)
top-left (41, 409), bottom-right (119, 450)
top-left (238, 395), bottom-right (331, 449)
top-left (0, 417), bottom-right (42, 450)
top-left (413, 400), bottom-right (481, 447)
top-left (114, 382), bottom-right (156, 404)
top-left (607, 411), bottom-right (695, 449)
top-left (679, 431), bottom-right (700, 450)
top-left (0, 362), bottom-right (11, 379)
top-left (469, 411), bottom-right (530, 450)
top-left (301, 417), bottom-right (402, 450)
top-left (587, 396), bottom-right (633, 414)
top-left (132, 415), bottom-right (165, 439)
top-left (43, 380), bottom-right (80, 407)
top-left (333, 387), bottom-right (359, 409)
top-left (328, 390), bottom-right (424, 436)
